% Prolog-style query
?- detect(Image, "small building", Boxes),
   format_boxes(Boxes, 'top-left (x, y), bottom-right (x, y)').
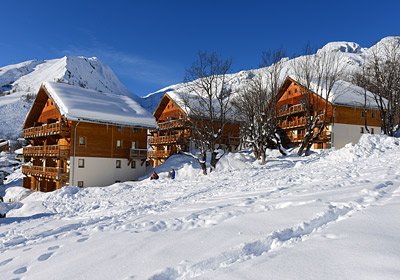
top-left (149, 93), bottom-right (240, 166)
top-left (0, 139), bottom-right (10, 152)
top-left (22, 82), bottom-right (156, 192)
top-left (276, 77), bottom-right (381, 149)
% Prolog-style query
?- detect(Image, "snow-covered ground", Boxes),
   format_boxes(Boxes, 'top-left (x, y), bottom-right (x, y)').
top-left (0, 135), bottom-right (400, 279)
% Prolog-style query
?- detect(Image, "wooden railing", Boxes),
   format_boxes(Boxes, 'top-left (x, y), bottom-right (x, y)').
top-left (22, 165), bottom-right (67, 180)
top-left (148, 150), bottom-right (172, 159)
top-left (24, 122), bottom-right (70, 139)
top-left (149, 134), bottom-right (181, 145)
top-left (288, 131), bottom-right (331, 143)
top-left (23, 145), bottom-right (70, 157)
top-left (130, 148), bottom-right (148, 158)
top-left (157, 119), bottom-right (188, 130)
top-left (278, 104), bottom-right (305, 117)
top-left (278, 117), bottom-right (307, 129)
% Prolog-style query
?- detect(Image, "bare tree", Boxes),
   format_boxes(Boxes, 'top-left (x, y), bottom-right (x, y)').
top-left (353, 64), bottom-right (371, 133)
top-left (353, 41), bottom-right (400, 135)
top-left (181, 51), bottom-right (233, 174)
top-left (291, 45), bottom-right (347, 156)
top-left (233, 50), bottom-right (287, 164)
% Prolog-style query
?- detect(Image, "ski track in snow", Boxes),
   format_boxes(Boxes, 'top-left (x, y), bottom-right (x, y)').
top-left (0, 136), bottom-right (400, 279)
top-left (149, 181), bottom-right (398, 280)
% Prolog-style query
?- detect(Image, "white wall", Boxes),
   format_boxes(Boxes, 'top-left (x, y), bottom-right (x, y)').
top-left (69, 157), bottom-right (146, 187)
top-left (331, 123), bottom-right (381, 149)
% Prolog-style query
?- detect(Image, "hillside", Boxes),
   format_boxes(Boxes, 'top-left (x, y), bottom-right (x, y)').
top-left (0, 56), bottom-right (134, 139)
top-left (0, 134), bottom-right (399, 279)
top-left (140, 36), bottom-right (400, 113)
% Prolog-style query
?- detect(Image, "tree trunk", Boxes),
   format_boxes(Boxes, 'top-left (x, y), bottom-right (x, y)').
top-left (259, 149), bottom-right (266, 165)
top-left (200, 152), bottom-right (207, 175)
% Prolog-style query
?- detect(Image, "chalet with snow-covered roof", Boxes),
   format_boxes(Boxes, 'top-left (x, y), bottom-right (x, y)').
top-left (22, 82), bottom-right (156, 192)
top-left (276, 77), bottom-right (381, 149)
top-left (149, 93), bottom-right (240, 167)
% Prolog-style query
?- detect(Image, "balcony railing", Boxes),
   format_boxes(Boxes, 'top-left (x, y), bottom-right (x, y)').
top-left (24, 122), bottom-right (70, 139)
top-left (22, 165), bottom-right (67, 180)
top-left (149, 134), bottom-right (181, 145)
top-left (130, 148), bottom-right (148, 158)
top-left (278, 117), bottom-right (307, 129)
top-left (148, 150), bottom-right (172, 159)
top-left (23, 145), bottom-right (70, 157)
top-left (278, 104), bottom-right (305, 117)
top-left (157, 119), bottom-right (188, 130)
top-left (288, 131), bottom-right (331, 143)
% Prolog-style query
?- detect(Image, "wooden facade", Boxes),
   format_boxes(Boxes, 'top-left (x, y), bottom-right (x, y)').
top-left (22, 84), bottom-right (149, 192)
top-left (149, 94), bottom-right (240, 166)
top-left (276, 77), bottom-right (381, 149)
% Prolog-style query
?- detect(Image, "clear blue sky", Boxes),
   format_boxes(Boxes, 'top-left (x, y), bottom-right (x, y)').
top-left (1, 0), bottom-right (399, 96)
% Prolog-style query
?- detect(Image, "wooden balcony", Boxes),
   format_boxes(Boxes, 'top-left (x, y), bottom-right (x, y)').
top-left (130, 148), bottom-right (148, 158)
top-left (149, 134), bottom-right (181, 145)
top-left (278, 117), bottom-right (307, 129)
top-left (158, 119), bottom-right (188, 130)
top-left (23, 145), bottom-right (70, 158)
top-left (22, 165), bottom-right (67, 180)
top-left (24, 122), bottom-right (70, 139)
top-left (148, 150), bottom-right (172, 159)
top-left (278, 104), bottom-right (305, 117)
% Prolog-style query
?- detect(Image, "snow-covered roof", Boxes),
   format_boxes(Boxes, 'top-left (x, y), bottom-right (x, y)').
top-left (313, 79), bottom-right (382, 108)
top-left (287, 76), bottom-right (383, 109)
top-left (155, 84), bottom-right (237, 121)
top-left (43, 82), bottom-right (156, 128)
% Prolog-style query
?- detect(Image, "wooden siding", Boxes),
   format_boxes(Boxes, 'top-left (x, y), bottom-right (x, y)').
top-left (334, 106), bottom-right (381, 127)
top-left (71, 121), bottom-right (147, 159)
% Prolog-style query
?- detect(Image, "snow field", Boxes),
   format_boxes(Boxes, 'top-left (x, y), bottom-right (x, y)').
top-left (0, 135), bottom-right (399, 279)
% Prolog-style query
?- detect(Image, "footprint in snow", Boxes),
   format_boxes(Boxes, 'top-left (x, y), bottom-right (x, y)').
top-left (48, 245), bottom-right (60, 251)
top-left (77, 237), bottom-right (89, 243)
top-left (14, 266), bottom-right (27, 274)
top-left (0, 258), bottom-right (13, 266)
top-left (38, 252), bottom-right (54, 262)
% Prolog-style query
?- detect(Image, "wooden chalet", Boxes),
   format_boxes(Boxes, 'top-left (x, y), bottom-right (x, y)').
top-left (22, 82), bottom-right (156, 192)
top-left (0, 139), bottom-right (9, 152)
top-left (149, 93), bottom-right (240, 166)
top-left (276, 77), bottom-right (381, 149)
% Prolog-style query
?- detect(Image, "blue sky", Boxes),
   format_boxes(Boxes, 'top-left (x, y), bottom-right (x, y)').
top-left (1, 0), bottom-right (399, 96)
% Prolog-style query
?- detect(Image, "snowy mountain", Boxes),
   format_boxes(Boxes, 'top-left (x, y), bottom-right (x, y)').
top-left (1, 36), bottom-right (399, 139)
top-left (0, 56), bottom-right (134, 139)
top-left (140, 36), bottom-right (400, 113)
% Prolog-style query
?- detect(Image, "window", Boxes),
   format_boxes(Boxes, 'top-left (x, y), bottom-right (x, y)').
top-left (78, 159), bottom-right (85, 168)
top-left (361, 111), bottom-right (366, 118)
top-left (131, 141), bottom-right (136, 149)
top-left (294, 88), bottom-right (298, 93)
top-left (116, 139), bottom-right (122, 148)
top-left (372, 112), bottom-right (375, 118)
top-left (131, 160), bottom-right (136, 169)
top-left (360, 127), bottom-right (364, 134)
top-left (116, 160), bottom-right (121, 168)
top-left (371, 128), bottom-right (375, 134)
top-left (79, 136), bottom-right (86, 145)
top-left (77, 181), bottom-right (84, 187)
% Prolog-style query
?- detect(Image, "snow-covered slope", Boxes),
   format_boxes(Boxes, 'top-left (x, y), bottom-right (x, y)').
top-left (0, 56), bottom-right (134, 139)
top-left (0, 134), bottom-right (399, 279)
top-left (141, 36), bottom-right (400, 113)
